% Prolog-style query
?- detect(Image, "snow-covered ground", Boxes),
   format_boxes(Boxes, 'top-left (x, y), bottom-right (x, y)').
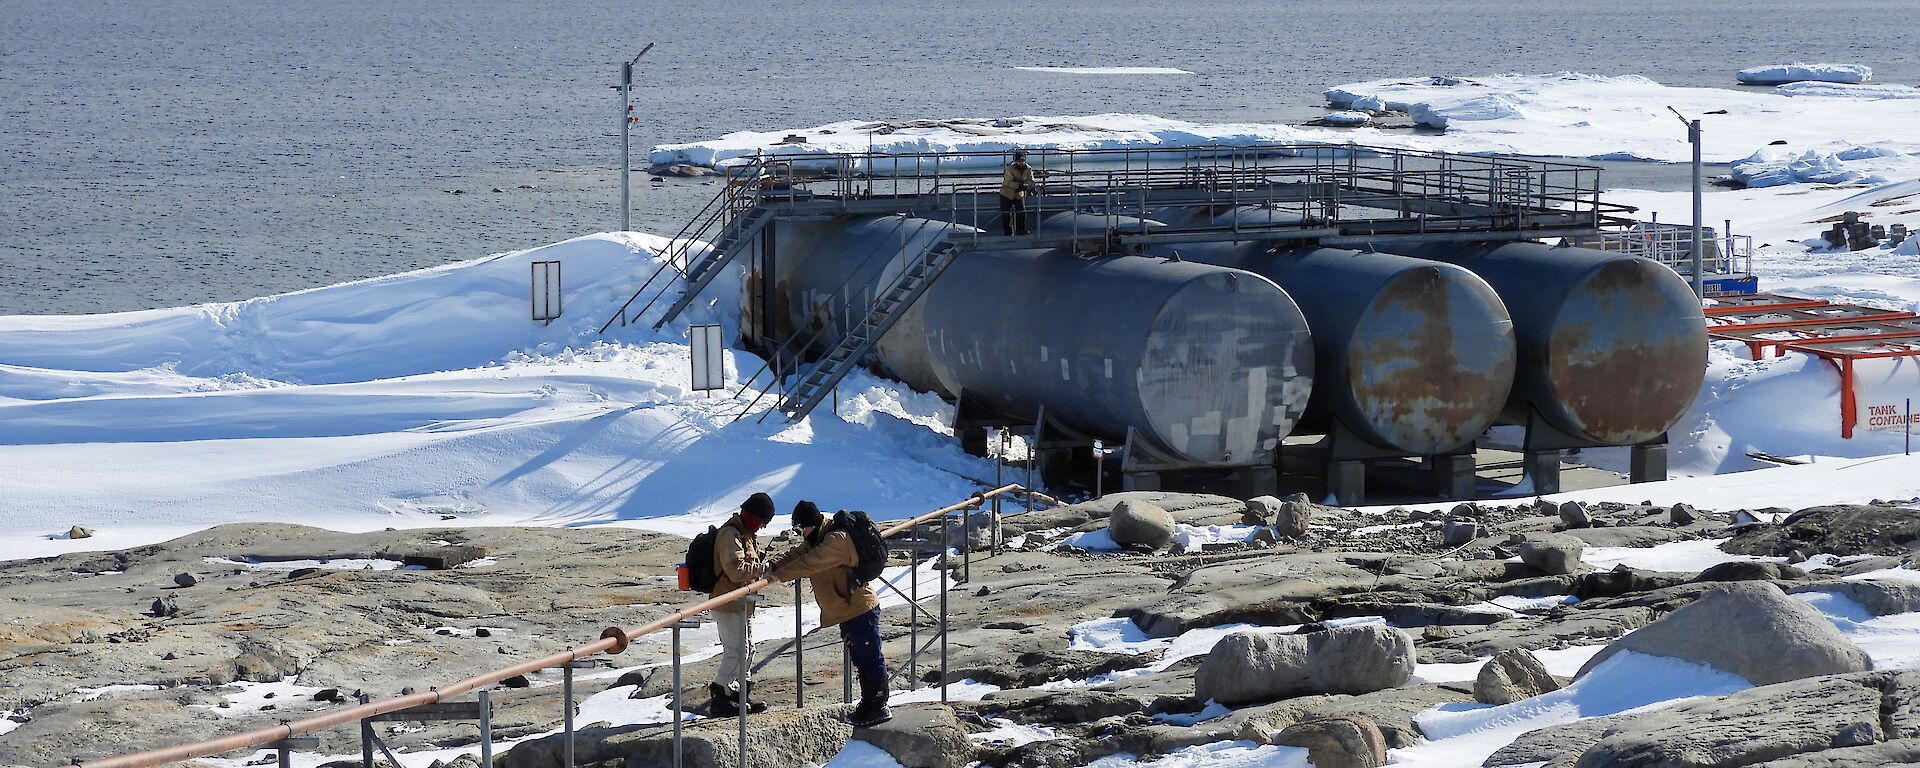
top-left (0, 232), bottom-right (1002, 561)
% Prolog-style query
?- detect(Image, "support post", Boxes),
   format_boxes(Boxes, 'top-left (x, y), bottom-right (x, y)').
top-left (736, 597), bottom-right (753, 768)
top-left (359, 694), bottom-right (374, 768)
top-left (1094, 439), bottom-right (1104, 499)
top-left (671, 620), bottom-right (690, 768)
top-left (277, 746), bottom-right (289, 768)
top-left (842, 639), bottom-right (852, 705)
top-left (1630, 442), bottom-right (1668, 484)
top-left (1329, 459), bottom-right (1366, 506)
top-left (563, 663), bottom-right (575, 768)
top-left (1430, 453), bottom-right (1476, 500)
top-left (1690, 118), bottom-right (1705, 300)
top-left (1841, 357), bottom-right (1857, 439)
top-left (1523, 450), bottom-right (1563, 495)
top-left (794, 580), bottom-right (805, 709)
top-left (940, 506), bottom-right (950, 704)
top-left (478, 690), bottom-right (493, 768)
top-left (909, 533), bottom-right (919, 690)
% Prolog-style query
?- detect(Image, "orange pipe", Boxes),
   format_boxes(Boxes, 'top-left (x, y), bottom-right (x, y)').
top-left (67, 484), bottom-right (1026, 768)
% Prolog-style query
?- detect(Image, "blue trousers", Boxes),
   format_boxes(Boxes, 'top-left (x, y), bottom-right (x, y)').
top-left (839, 608), bottom-right (889, 683)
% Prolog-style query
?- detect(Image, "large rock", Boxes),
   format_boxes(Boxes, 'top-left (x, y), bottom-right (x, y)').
top-left (1571, 671), bottom-right (1920, 768)
top-left (1518, 534), bottom-right (1585, 575)
top-left (1108, 501), bottom-right (1175, 550)
top-left (1559, 501), bottom-right (1591, 529)
top-left (1693, 561), bottom-right (1805, 583)
top-left (855, 705), bottom-right (973, 768)
top-left (1575, 582), bottom-right (1871, 686)
top-left (1725, 505), bottom-right (1920, 558)
top-left (1195, 626), bottom-right (1413, 705)
top-left (1474, 648), bottom-right (1560, 705)
top-left (1789, 579), bottom-right (1920, 617)
top-left (1442, 521), bottom-right (1482, 547)
top-left (1274, 714), bottom-right (1388, 768)
top-left (1274, 502), bottom-right (1312, 540)
top-left (1195, 633), bottom-right (1310, 706)
top-left (1307, 625), bottom-right (1416, 694)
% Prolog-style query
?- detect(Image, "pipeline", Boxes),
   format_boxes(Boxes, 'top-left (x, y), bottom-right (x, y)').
top-left (64, 484), bottom-right (1033, 768)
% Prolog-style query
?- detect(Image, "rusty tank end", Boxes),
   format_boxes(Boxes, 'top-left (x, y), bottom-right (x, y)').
top-left (1392, 241), bottom-right (1708, 445)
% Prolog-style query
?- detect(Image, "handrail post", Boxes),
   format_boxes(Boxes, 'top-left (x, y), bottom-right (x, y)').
top-left (939, 506), bottom-right (950, 704)
top-left (563, 663), bottom-right (576, 768)
top-left (478, 690), bottom-right (493, 768)
top-left (842, 638), bottom-right (852, 705)
top-left (794, 580), bottom-right (805, 710)
top-left (909, 533), bottom-right (920, 690)
top-left (737, 595), bottom-right (755, 768)
top-left (359, 694), bottom-right (374, 768)
top-left (671, 620), bottom-right (689, 768)
top-left (962, 503), bottom-right (971, 583)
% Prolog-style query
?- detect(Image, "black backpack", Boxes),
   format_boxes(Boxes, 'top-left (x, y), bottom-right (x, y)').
top-left (835, 510), bottom-right (888, 588)
top-left (685, 521), bottom-right (736, 593)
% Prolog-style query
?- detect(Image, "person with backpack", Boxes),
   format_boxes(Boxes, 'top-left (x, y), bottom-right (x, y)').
top-left (767, 500), bottom-right (891, 726)
top-left (704, 492), bottom-right (775, 716)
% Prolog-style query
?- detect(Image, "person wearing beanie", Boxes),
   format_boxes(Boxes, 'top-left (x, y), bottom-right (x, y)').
top-left (708, 491), bottom-right (775, 716)
top-left (768, 499), bottom-right (890, 725)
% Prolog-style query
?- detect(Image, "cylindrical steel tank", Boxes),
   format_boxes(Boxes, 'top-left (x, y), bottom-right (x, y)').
top-left (1172, 240), bottom-right (1516, 455)
top-left (1389, 241), bottom-right (1707, 445)
top-left (763, 214), bottom-right (1316, 464)
top-left (919, 249), bottom-right (1313, 464)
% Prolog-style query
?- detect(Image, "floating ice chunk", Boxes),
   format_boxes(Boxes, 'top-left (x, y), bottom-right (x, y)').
top-left (1319, 111), bottom-right (1371, 126)
top-left (1410, 92), bottom-right (1526, 129)
top-left (1731, 147), bottom-right (1894, 188)
top-left (1737, 63), bottom-right (1872, 86)
top-left (1774, 81), bottom-right (1920, 99)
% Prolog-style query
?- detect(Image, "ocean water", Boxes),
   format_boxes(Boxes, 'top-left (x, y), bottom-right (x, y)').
top-left (4, 0), bottom-right (1918, 315)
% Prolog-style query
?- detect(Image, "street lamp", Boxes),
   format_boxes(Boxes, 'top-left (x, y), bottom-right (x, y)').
top-left (1668, 106), bottom-right (1705, 301)
top-left (619, 44), bottom-right (655, 232)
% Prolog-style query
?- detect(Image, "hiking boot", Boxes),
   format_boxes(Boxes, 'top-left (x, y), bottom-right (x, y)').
top-left (737, 681), bottom-right (769, 715)
top-left (706, 682), bottom-right (738, 717)
top-left (848, 675), bottom-right (892, 727)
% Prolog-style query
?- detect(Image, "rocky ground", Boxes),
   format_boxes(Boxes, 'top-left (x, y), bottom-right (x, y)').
top-left (7, 492), bottom-right (1920, 768)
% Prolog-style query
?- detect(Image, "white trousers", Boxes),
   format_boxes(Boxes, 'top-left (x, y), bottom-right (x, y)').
top-left (713, 604), bottom-right (753, 690)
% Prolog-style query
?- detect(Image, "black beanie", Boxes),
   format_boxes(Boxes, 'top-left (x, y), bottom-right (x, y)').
top-left (790, 500), bottom-right (824, 530)
top-left (741, 492), bottom-right (775, 522)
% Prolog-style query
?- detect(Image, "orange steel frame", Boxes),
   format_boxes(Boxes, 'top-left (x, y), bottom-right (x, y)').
top-left (1707, 294), bottom-right (1920, 439)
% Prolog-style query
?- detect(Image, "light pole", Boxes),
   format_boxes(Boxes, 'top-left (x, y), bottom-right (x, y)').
top-left (1668, 106), bottom-right (1705, 301)
top-left (620, 44), bottom-right (655, 232)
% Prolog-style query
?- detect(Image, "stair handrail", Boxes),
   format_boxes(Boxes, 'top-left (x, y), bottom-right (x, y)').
top-left (762, 235), bottom-right (960, 423)
top-left (726, 214), bottom-right (932, 420)
top-left (597, 158), bottom-right (769, 334)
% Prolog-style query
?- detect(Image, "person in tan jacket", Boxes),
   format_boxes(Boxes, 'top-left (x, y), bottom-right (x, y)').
top-left (769, 500), bottom-right (890, 725)
top-left (998, 149), bottom-right (1037, 237)
top-left (708, 492), bottom-right (775, 716)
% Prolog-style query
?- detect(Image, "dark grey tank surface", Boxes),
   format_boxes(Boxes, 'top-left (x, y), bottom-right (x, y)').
top-left (1393, 241), bottom-right (1708, 445)
top-left (762, 214), bottom-right (1315, 464)
top-left (919, 250), bottom-right (1314, 464)
top-left (1176, 242), bottom-right (1517, 454)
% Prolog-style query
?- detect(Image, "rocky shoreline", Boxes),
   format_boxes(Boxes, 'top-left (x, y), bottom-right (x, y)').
top-left (6, 493), bottom-right (1920, 768)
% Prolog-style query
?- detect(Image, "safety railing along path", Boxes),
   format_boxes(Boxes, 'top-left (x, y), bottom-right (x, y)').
top-left (60, 483), bottom-right (1061, 768)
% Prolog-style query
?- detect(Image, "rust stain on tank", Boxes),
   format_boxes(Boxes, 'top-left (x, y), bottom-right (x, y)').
top-left (1348, 266), bottom-right (1515, 453)
top-left (1547, 259), bottom-right (1708, 443)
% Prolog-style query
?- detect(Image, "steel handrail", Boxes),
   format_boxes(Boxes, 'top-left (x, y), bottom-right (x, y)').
top-left (63, 484), bottom-right (1033, 768)
top-left (598, 159), bottom-right (768, 333)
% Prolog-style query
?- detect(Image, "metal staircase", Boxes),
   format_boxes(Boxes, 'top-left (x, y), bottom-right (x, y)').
top-left (598, 159), bottom-right (772, 334)
top-left (731, 233), bottom-right (962, 423)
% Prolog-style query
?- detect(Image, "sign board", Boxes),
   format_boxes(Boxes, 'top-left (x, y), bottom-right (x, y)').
top-left (1851, 357), bottom-right (1920, 434)
top-left (530, 260), bottom-right (562, 325)
top-left (690, 324), bottom-right (725, 393)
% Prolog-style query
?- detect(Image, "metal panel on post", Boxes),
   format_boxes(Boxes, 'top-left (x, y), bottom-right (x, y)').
top-left (690, 324), bottom-right (725, 394)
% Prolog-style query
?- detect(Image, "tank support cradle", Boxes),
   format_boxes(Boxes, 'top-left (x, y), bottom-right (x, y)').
top-left (1120, 426), bottom-right (1279, 498)
top-left (1519, 410), bottom-right (1670, 495)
